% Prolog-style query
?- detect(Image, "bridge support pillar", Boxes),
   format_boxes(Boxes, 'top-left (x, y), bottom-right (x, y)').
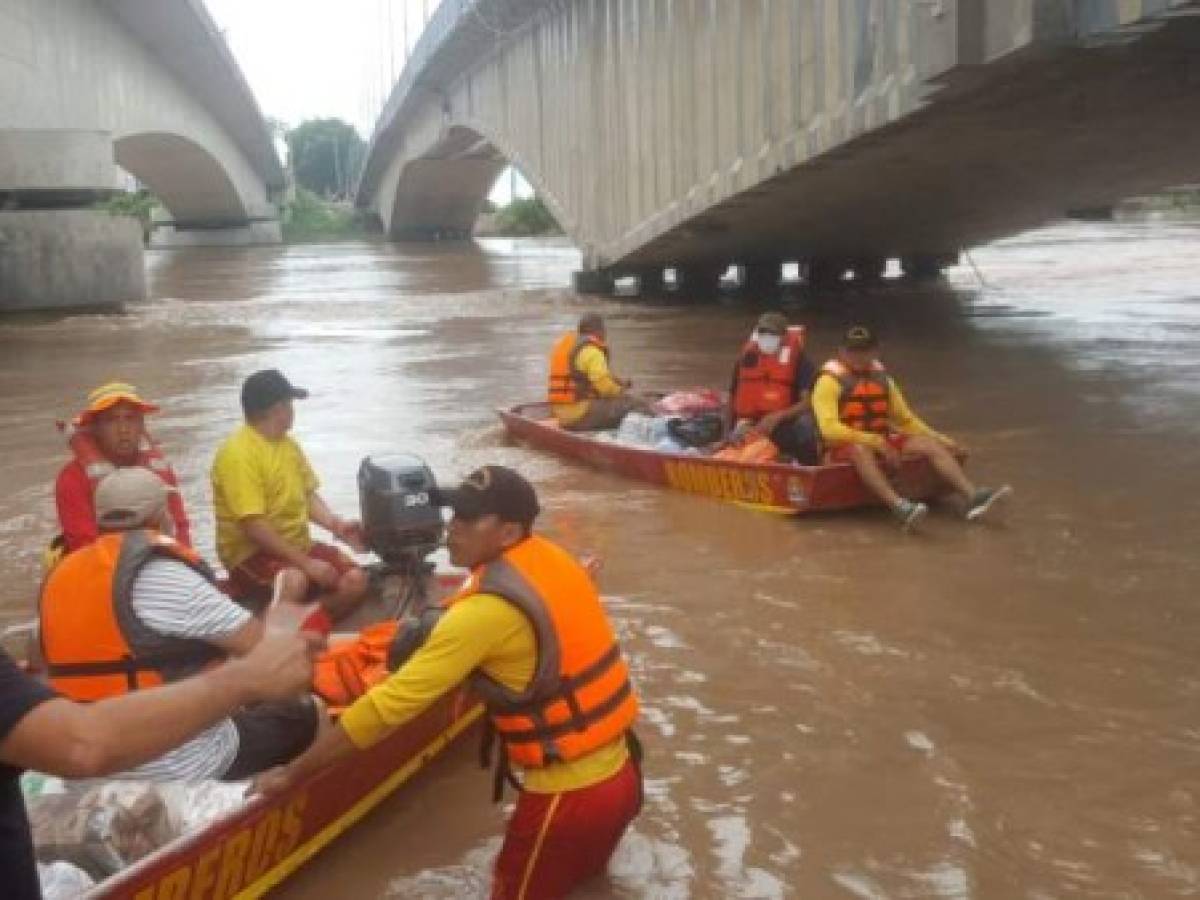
top-left (0, 130), bottom-right (145, 312)
top-left (901, 252), bottom-right (959, 281)
top-left (674, 265), bottom-right (724, 299)
top-left (635, 268), bottom-right (665, 297)
top-left (805, 257), bottom-right (850, 290)
top-left (740, 262), bottom-right (781, 298)
top-left (150, 220), bottom-right (282, 248)
top-left (572, 268), bottom-right (615, 296)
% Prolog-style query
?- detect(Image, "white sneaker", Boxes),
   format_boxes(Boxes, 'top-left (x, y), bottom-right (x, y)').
top-left (966, 485), bottom-right (1013, 522)
top-left (894, 500), bottom-right (928, 533)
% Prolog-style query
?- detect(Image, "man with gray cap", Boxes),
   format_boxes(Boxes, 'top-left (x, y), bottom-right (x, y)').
top-left (38, 466), bottom-right (321, 782)
top-left (728, 311), bottom-right (820, 463)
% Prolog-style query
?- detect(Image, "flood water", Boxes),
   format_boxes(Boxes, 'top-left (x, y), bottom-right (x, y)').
top-left (1, 223), bottom-right (1199, 898)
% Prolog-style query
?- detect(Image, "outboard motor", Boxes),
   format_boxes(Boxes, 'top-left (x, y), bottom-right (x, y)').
top-left (358, 454), bottom-right (443, 568)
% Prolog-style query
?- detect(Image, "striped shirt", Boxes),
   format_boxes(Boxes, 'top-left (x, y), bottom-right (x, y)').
top-left (111, 559), bottom-right (252, 782)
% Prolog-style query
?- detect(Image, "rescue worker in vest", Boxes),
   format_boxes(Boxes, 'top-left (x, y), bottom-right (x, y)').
top-left (212, 369), bottom-right (369, 624)
top-left (728, 312), bottom-right (821, 464)
top-left (38, 466), bottom-right (322, 781)
top-left (53, 382), bottom-right (192, 556)
top-left (814, 325), bottom-right (1012, 530)
top-left (549, 313), bottom-right (652, 431)
top-left (253, 466), bottom-right (642, 900)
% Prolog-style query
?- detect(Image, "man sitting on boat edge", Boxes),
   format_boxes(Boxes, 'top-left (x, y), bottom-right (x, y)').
top-left (212, 369), bottom-right (369, 628)
top-left (254, 465), bottom-right (642, 900)
top-left (548, 313), bottom-right (653, 431)
top-left (38, 467), bottom-right (323, 783)
top-left (814, 325), bottom-right (1012, 531)
top-left (728, 311), bottom-right (821, 464)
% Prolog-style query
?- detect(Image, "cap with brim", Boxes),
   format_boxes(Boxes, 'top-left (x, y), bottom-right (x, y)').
top-left (437, 465), bottom-right (540, 529)
top-left (94, 466), bottom-right (170, 531)
top-left (843, 325), bottom-right (879, 350)
top-left (756, 312), bottom-right (788, 334)
top-left (241, 369), bottom-right (309, 417)
top-left (75, 382), bottom-right (159, 427)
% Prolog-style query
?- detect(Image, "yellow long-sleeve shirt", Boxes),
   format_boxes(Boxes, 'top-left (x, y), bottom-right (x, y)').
top-left (339, 591), bottom-right (628, 794)
top-left (551, 344), bottom-right (625, 425)
top-left (812, 372), bottom-right (947, 450)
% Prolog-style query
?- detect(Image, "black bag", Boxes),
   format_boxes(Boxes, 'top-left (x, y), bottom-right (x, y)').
top-left (667, 413), bottom-right (724, 448)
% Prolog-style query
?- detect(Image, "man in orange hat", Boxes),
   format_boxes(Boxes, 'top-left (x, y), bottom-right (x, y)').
top-left (53, 382), bottom-right (192, 554)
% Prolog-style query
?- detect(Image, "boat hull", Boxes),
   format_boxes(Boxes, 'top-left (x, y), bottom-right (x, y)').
top-left (499, 402), bottom-right (953, 514)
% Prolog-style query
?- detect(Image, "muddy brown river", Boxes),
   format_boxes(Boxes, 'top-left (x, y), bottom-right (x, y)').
top-left (1, 224), bottom-right (1198, 898)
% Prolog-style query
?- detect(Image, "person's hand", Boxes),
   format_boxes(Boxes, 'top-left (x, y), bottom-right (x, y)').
top-left (754, 412), bottom-right (784, 436)
top-left (235, 632), bottom-right (324, 703)
top-left (249, 765), bottom-right (295, 799)
top-left (878, 440), bottom-right (902, 469)
top-left (334, 518), bottom-right (368, 552)
top-left (579, 553), bottom-right (603, 580)
top-left (302, 558), bottom-right (340, 590)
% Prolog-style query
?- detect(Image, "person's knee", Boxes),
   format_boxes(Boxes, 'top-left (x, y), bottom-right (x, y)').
top-left (339, 566), bottom-right (369, 599)
top-left (278, 567), bottom-right (310, 602)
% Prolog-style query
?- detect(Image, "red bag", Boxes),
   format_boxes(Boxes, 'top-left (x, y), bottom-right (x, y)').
top-left (654, 388), bottom-right (723, 416)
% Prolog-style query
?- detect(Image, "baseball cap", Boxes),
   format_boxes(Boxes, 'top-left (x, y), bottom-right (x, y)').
top-left (94, 467), bottom-right (169, 531)
top-left (437, 465), bottom-right (540, 529)
top-left (75, 382), bottom-right (159, 427)
top-left (756, 312), bottom-right (788, 334)
top-left (241, 369), bottom-right (309, 417)
top-left (843, 325), bottom-right (879, 350)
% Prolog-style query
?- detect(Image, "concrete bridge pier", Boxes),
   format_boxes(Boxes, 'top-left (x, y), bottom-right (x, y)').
top-left (0, 130), bottom-right (145, 312)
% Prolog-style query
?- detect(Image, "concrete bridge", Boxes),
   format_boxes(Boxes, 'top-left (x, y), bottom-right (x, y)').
top-left (357, 0), bottom-right (1200, 294)
top-left (0, 0), bottom-right (284, 311)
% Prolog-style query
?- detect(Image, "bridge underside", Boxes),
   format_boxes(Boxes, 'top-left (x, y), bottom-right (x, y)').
top-left (386, 129), bottom-right (507, 240)
top-left (610, 15), bottom-right (1200, 282)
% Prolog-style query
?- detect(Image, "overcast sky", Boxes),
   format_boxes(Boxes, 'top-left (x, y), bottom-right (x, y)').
top-left (207, 0), bottom-right (527, 201)
top-left (207, 0), bottom-right (435, 137)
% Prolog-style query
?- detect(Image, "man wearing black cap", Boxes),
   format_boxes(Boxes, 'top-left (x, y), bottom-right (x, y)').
top-left (814, 326), bottom-right (1011, 531)
top-left (254, 466), bottom-right (642, 900)
top-left (211, 369), bottom-right (369, 623)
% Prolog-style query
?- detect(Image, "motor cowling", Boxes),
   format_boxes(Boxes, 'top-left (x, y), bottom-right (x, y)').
top-left (358, 454), bottom-right (443, 567)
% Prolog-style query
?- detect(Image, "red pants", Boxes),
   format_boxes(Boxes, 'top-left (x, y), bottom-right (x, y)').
top-left (492, 758), bottom-right (642, 900)
top-left (824, 432), bottom-right (911, 464)
top-left (227, 541), bottom-right (356, 606)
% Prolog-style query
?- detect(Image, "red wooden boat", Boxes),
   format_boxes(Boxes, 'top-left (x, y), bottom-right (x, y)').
top-left (79, 570), bottom-right (482, 900)
top-left (498, 401), bottom-right (954, 515)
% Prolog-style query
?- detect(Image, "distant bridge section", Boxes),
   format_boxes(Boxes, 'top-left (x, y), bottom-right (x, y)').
top-left (357, 0), bottom-right (1200, 293)
top-left (0, 0), bottom-right (284, 311)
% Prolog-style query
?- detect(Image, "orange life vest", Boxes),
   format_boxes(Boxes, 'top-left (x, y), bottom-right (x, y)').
top-left (547, 332), bottom-right (609, 405)
top-left (450, 534), bottom-right (638, 768)
top-left (39, 530), bottom-right (222, 701)
top-left (732, 326), bottom-right (807, 419)
top-left (821, 357), bottom-right (892, 435)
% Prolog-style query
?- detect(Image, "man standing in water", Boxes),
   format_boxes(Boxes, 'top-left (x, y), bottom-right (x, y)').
top-left (254, 466), bottom-right (642, 899)
top-left (814, 325), bottom-right (1011, 530)
top-left (212, 369), bottom-right (369, 622)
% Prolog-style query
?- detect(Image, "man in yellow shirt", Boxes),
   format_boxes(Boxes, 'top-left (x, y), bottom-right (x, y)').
top-left (548, 313), bottom-right (651, 430)
top-left (814, 326), bottom-right (1011, 531)
top-left (212, 369), bottom-right (368, 622)
top-left (253, 466), bottom-right (642, 900)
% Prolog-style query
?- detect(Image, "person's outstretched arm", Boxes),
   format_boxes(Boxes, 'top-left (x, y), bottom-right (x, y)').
top-left (0, 632), bottom-right (319, 778)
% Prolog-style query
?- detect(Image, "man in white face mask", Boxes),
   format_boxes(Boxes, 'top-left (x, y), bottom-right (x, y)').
top-left (728, 312), bottom-right (820, 463)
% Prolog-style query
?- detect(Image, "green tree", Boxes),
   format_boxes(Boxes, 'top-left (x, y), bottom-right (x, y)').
top-left (493, 195), bottom-right (560, 236)
top-left (285, 118), bottom-right (365, 199)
